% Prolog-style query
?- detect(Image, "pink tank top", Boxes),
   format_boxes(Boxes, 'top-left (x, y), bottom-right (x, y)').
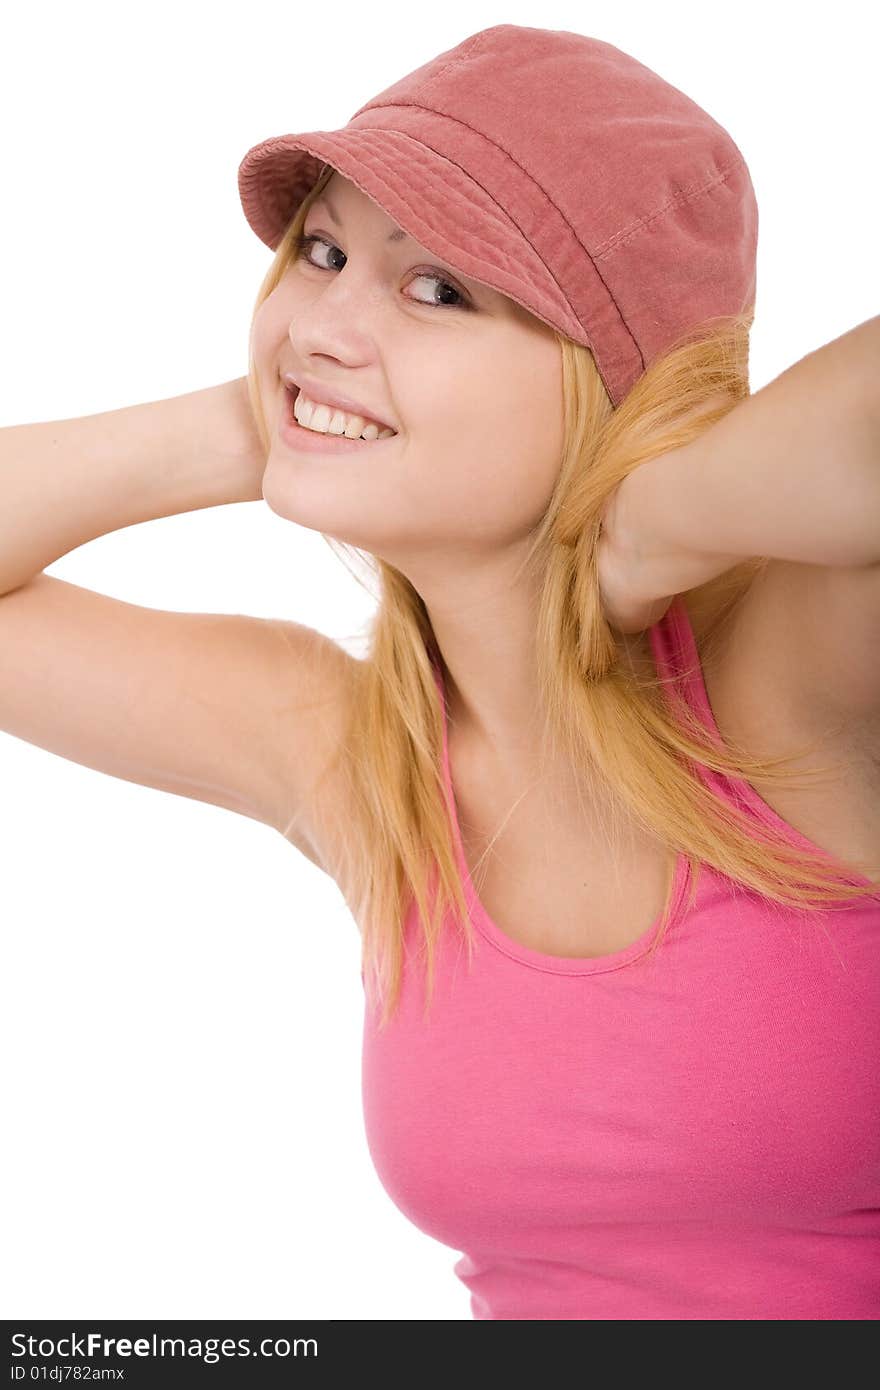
top-left (361, 595), bottom-right (880, 1319)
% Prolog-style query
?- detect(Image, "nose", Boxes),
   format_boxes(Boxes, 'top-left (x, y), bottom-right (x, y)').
top-left (286, 265), bottom-right (385, 367)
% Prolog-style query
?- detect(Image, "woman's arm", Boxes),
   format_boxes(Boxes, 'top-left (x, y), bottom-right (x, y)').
top-left (599, 315), bottom-right (880, 633)
top-left (0, 378), bottom-right (266, 596)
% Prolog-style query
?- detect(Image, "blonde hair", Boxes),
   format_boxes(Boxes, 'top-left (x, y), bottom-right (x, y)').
top-left (245, 162), bottom-right (880, 1029)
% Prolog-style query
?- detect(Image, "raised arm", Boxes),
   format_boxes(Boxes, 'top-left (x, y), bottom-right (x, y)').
top-left (0, 378), bottom-right (265, 595)
top-left (0, 382), bottom-right (357, 876)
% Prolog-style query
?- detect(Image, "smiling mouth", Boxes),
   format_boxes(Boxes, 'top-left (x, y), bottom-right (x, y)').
top-left (283, 385), bottom-right (398, 441)
top-left (281, 386), bottom-right (400, 448)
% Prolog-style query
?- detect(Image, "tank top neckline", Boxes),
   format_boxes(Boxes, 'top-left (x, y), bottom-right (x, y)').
top-left (428, 593), bottom-right (875, 976)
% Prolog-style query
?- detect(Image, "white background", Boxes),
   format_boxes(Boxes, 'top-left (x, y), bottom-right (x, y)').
top-left (1, 0), bottom-right (876, 1321)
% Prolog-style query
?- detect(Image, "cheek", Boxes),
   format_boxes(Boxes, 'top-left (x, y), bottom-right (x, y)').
top-left (420, 395), bottom-right (563, 538)
top-left (250, 293), bottom-right (288, 368)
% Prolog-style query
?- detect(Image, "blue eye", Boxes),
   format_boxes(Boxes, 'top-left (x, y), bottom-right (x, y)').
top-left (295, 234), bottom-right (474, 311)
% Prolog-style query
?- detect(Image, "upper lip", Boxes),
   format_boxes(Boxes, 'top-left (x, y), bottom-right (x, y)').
top-left (282, 372), bottom-right (396, 433)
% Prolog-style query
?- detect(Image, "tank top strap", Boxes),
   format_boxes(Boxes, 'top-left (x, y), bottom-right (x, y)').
top-left (647, 595), bottom-right (724, 745)
top-left (649, 593), bottom-right (774, 810)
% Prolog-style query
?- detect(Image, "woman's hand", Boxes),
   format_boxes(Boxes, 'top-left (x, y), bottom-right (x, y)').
top-left (184, 377), bottom-right (268, 504)
top-left (596, 476), bottom-right (677, 634)
top-left (596, 453), bottom-right (743, 635)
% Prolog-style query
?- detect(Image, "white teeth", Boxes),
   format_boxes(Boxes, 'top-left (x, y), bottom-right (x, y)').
top-left (293, 390), bottom-right (396, 441)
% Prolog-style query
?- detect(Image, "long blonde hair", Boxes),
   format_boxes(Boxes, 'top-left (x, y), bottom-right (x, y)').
top-left (246, 163), bottom-right (880, 1028)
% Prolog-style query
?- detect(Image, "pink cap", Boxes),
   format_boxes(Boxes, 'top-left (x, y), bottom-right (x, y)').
top-left (238, 24), bottom-right (758, 407)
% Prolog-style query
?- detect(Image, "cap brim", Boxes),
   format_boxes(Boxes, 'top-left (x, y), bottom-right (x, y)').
top-left (237, 128), bottom-right (583, 344)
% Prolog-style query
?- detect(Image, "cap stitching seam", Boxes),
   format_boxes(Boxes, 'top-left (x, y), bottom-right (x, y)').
top-left (356, 102), bottom-right (747, 272)
top-left (594, 156), bottom-right (748, 259)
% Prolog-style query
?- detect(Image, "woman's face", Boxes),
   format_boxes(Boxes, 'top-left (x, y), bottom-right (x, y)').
top-left (252, 172), bottom-right (564, 566)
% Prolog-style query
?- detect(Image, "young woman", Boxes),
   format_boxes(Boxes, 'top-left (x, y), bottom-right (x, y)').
top-left (2, 25), bottom-right (878, 1320)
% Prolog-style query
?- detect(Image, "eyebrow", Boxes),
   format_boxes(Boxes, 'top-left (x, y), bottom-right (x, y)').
top-left (311, 192), bottom-right (410, 244)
